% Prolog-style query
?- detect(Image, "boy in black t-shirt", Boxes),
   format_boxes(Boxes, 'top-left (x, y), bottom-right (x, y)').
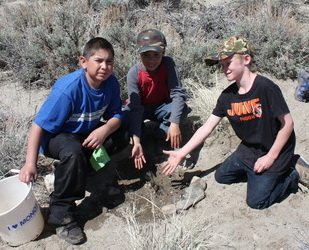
top-left (161, 36), bottom-right (309, 209)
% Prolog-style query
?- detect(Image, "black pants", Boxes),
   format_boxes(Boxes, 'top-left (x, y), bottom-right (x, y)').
top-left (45, 128), bottom-right (129, 225)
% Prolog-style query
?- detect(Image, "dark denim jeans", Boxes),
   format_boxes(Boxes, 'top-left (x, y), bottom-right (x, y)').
top-left (215, 152), bottom-right (299, 209)
top-left (45, 128), bottom-right (129, 225)
top-left (123, 102), bottom-right (191, 140)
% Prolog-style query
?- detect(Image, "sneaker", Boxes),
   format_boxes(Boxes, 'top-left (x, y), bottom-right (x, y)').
top-left (56, 222), bottom-right (86, 245)
top-left (295, 155), bottom-right (309, 188)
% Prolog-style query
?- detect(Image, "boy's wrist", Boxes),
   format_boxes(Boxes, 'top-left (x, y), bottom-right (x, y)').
top-left (177, 149), bottom-right (187, 159)
top-left (24, 161), bottom-right (37, 168)
top-left (170, 122), bottom-right (179, 127)
top-left (266, 151), bottom-right (279, 161)
top-left (132, 135), bottom-right (141, 145)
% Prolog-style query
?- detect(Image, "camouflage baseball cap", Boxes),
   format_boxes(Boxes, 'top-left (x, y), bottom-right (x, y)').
top-left (136, 29), bottom-right (167, 54)
top-left (204, 36), bottom-right (255, 66)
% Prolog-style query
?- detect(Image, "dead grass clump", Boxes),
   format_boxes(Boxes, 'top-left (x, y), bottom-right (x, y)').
top-left (0, 106), bottom-right (32, 176)
top-left (184, 76), bottom-right (232, 139)
top-left (122, 196), bottom-right (210, 249)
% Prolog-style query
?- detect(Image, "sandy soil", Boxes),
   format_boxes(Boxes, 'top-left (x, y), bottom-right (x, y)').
top-left (1, 72), bottom-right (309, 250)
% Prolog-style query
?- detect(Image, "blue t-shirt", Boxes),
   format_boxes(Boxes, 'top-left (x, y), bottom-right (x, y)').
top-left (35, 68), bottom-right (123, 154)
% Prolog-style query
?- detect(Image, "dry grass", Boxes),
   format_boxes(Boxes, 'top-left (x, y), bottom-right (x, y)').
top-left (0, 106), bottom-right (31, 176)
top-left (121, 194), bottom-right (210, 249)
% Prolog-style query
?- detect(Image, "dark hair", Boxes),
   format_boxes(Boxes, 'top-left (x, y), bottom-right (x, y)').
top-left (82, 37), bottom-right (114, 59)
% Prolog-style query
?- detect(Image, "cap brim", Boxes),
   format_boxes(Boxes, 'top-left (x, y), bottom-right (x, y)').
top-left (204, 52), bottom-right (235, 66)
top-left (204, 57), bottom-right (219, 66)
top-left (137, 45), bottom-right (164, 54)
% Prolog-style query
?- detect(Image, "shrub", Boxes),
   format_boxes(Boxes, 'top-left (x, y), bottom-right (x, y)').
top-left (0, 0), bottom-right (101, 88)
top-left (227, 0), bottom-right (309, 79)
top-left (101, 24), bottom-right (138, 100)
top-left (1, 0), bottom-right (307, 90)
top-left (0, 105), bottom-right (32, 176)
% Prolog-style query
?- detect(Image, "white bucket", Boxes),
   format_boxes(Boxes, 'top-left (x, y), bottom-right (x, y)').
top-left (0, 175), bottom-right (44, 246)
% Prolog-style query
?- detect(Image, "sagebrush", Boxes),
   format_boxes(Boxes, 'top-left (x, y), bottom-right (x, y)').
top-left (0, 0), bottom-right (308, 90)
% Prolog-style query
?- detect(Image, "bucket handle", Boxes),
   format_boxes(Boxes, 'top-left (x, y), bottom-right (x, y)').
top-left (8, 169), bottom-right (34, 200)
top-left (0, 169), bottom-right (21, 180)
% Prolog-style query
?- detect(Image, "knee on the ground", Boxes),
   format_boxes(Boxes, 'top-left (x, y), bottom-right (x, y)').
top-left (246, 197), bottom-right (269, 210)
top-left (214, 170), bottom-right (232, 184)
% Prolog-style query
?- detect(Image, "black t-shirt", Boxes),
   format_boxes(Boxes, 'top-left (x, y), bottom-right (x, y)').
top-left (212, 75), bottom-right (295, 174)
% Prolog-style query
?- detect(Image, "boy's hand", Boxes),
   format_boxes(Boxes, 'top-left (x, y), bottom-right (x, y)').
top-left (253, 154), bottom-right (275, 173)
top-left (166, 123), bottom-right (182, 149)
top-left (83, 127), bottom-right (107, 149)
top-left (161, 150), bottom-right (184, 175)
top-left (131, 143), bottom-right (146, 169)
top-left (19, 164), bottom-right (38, 184)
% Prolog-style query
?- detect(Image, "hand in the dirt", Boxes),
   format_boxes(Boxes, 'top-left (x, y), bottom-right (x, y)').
top-left (82, 128), bottom-right (106, 149)
top-left (166, 123), bottom-right (182, 149)
top-left (131, 143), bottom-right (146, 170)
top-left (19, 164), bottom-right (38, 184)
top-left (161, 150), bottom-right (184, 175)
top-left (253, 154), bottom-right (275, 173)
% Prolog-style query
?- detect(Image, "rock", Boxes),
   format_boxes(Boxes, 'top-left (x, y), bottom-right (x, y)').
top-left (190, 176), bottom-right (207, 190)
top-left (175, 186), bottom-right (206, 211)
top-left (161, 204), bottom-right (176, 214)
top-left (44, 172), bottom-right (55, 193)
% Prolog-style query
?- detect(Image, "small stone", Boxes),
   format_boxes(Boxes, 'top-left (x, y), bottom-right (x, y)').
top-left (190, 176), bottom-right (207, 190)
top-left (161, 204), bottom-right (176, 214)
top-left (175, 186), bottom-right (206, 211)
top-left (44, 172), bottom-right (55, 193)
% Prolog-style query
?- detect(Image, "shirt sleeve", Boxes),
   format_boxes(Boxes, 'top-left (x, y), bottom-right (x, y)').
top-left (212, 93), bottom-right (226, 118)
top-left (126, 64), bottom-right (144, 138)
top-left (266, 81), bottom-right (290, 118)
top-left (34, 88), bottom-right (72, 134)
top-left (164, 57), bottom-right (187, 124)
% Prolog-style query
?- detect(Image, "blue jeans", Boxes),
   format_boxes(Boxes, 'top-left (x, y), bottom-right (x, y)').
top-left (45, 127), bottom-right (129, 225)
top-left (215, 152), bottom-right (299, 209)
top-left (123, 102), bottom-right (191, 140)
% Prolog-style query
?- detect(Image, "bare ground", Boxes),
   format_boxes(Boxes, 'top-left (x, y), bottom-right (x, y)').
top-left (1, 71), bottom-right (309, 249)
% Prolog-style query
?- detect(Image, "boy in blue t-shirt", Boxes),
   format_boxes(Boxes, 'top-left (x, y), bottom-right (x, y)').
top-left (19, 37), bottom-right (127, 244)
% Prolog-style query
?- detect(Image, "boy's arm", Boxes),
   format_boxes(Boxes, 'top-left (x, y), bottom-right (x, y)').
top-left (166, 58), bottom-right (187, 123)
top-left (83, 117), bottom-right (121, 149)
top-left (161, 114), bottom-right (222, 175)
top-left (19, 123), bottom-right (45, 183)
top-left (254, 113), bottom-right (294, 173)
top-left (126, 66), bottom-right (146, 169)
top-left (165, 57), bottom-right (187, 148)
top-left (126, 65), bottom-right (144, 139)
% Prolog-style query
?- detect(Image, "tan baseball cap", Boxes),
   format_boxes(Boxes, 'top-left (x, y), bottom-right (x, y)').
top-left (205, 36), bottom-right (255, 66)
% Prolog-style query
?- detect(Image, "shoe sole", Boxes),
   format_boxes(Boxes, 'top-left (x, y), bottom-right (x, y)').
top-left (297, 155), bottom-right (309, 188)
